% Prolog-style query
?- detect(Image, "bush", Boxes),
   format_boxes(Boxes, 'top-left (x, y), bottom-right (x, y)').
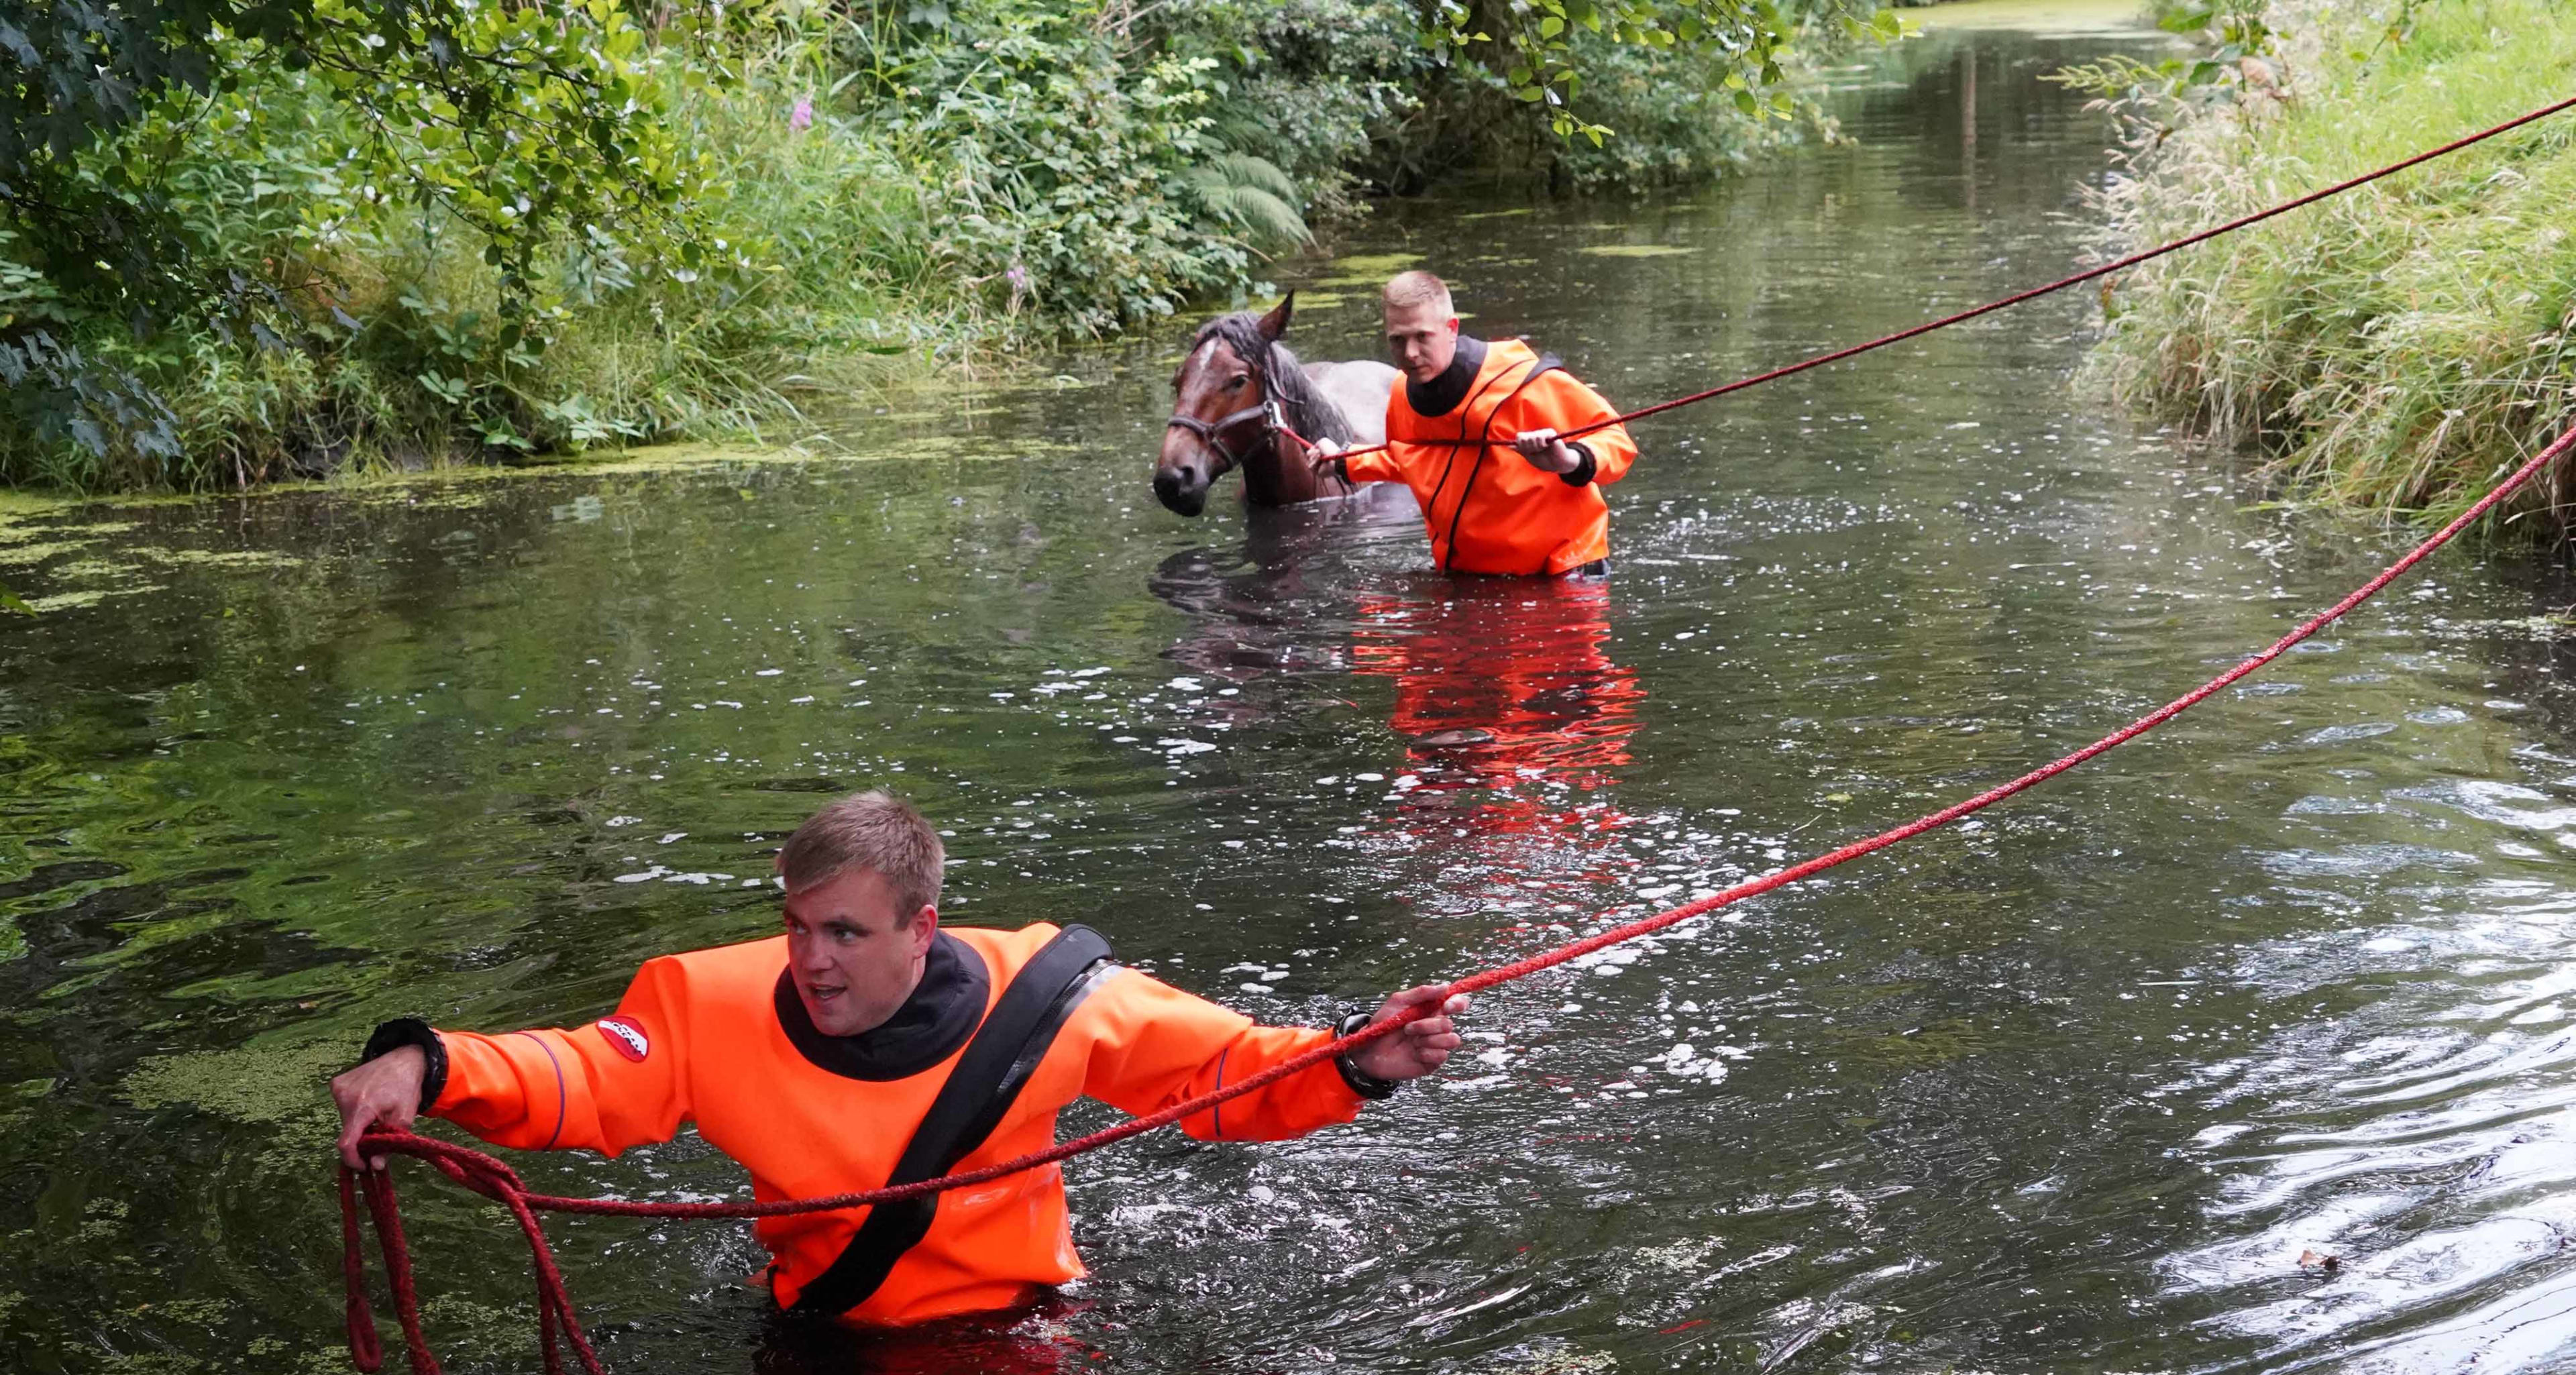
top-left (0, 0), bottom-right (1886, 491)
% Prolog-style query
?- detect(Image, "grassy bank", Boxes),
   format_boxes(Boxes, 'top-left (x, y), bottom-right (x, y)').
top-left (0, 0), bottom-right (1875, 496)
top-left (2082, 0), bottom-right (2576, 531)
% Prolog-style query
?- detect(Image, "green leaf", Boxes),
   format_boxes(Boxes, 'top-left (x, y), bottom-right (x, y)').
top-left (1540, 16), bottom-right (1564, 38)
top-left (0, 586), bottom-right (32, 616)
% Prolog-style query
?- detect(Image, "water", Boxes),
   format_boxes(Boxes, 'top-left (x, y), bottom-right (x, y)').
top-left (10, 8), bottom-right (2576, 1371)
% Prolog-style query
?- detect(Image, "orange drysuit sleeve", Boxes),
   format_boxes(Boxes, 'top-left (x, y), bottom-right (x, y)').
top-left (428, 954), bottom-right (694, 1157)
top-left (1074, 969), bottom-right (1366, 1142)
top-left (1340, 444), bottom-right (1407, 487)
top-left (1517, 371), bottom-right (1636, 485)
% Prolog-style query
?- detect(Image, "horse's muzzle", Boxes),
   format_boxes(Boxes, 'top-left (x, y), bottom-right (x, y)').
top-left (1154, 466), bottom-right (1209, 517)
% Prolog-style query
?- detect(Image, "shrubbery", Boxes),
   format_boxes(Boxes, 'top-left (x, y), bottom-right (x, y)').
top-left (0, 0), bottom-right (1878, 491)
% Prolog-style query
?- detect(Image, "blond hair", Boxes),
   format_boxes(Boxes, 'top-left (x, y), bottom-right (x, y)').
top-left (1383, 270), bottom-right (1454, 316)
top-left (777, 790), bottom-right (945, 922)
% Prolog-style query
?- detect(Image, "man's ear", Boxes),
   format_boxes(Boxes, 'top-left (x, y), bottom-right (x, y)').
top-left (1256, 292), bottom-right (1294, 343)
top-left (910, 905), bottom-right (939, 953)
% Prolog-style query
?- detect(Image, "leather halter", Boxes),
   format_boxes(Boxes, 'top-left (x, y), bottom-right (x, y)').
top-left (1164, 398), bottom-right (1279, 476)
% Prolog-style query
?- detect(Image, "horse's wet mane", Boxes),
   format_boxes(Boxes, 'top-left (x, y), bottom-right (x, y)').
top-left (1190, 313), bottom-right (1356, 447)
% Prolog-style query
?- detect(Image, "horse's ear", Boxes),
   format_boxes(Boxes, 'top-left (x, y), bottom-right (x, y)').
top-left (1256, 293), bottom-right (1294, 343)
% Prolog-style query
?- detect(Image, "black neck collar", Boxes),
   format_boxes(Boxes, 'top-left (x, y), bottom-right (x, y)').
top-left (773, 932), bottom-right (991, 1081)
top-left (1405, 333), bottom-right (1489, 419)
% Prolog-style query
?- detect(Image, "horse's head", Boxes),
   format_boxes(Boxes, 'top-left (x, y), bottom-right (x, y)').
top-left (1157, 294), bottom-right (1295, 516)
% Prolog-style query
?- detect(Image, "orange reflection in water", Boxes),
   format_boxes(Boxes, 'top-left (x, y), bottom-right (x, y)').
top-left (1350, 576), bottom-right (1645, 887)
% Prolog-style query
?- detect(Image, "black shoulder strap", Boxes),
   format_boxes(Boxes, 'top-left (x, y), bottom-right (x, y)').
top-left (1438, 352), bottom-right (1565, 573)
top-left (790, 924), bottom-right (1116, 1315)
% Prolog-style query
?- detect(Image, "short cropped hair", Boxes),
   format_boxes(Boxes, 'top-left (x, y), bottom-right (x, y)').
top-left (777, 790), bottom-right (945, 922)
top-left (1383, 270), bottom-right (1454, 316)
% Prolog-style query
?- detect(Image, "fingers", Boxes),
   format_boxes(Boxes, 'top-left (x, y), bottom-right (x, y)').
top-left (372, 1099), bottom-right (416, 1170)
top-left (336, 1098), bottom-right (376, 1172)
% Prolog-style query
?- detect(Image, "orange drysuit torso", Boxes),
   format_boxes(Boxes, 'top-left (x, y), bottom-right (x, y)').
top-left (423, 923), bottom-right (1364, 1325)
top-left (1344, 339), bottom-right (1639, 576)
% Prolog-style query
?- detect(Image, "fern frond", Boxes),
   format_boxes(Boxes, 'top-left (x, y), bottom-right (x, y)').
top-left (1179, 153), bottom-right (1311, 248)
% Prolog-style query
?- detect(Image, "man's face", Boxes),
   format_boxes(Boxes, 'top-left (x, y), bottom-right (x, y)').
top-left (1383, 296), bottom-right (1458, 386)
top-left (780, 867), bottom-right (936, 1036)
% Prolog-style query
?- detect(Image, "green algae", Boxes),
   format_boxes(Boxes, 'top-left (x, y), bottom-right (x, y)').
top-left (0, 541), bottom-right (86, 567)
top-left (24, 586), bottom-right (163, 613)
top-left (1915, 0), bottom-right (2162, 35)
top-left (121, 1038), bottom-right (345, 1175)
top-left (135, 548), bottom-right (307, 569)
top-left (1313, 251), bottom-right (1424, 288)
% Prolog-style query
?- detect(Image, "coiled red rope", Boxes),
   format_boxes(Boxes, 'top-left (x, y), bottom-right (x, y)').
top-left (338, 93), bottom-right (2576, 1375)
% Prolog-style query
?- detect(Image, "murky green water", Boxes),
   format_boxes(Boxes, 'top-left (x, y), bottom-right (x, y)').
top-left (13, 11), bottom-right (2576, 1373)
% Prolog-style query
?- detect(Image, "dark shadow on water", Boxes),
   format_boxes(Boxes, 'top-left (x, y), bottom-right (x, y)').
top-left (751, 1298), bottom-right (1099, 1374)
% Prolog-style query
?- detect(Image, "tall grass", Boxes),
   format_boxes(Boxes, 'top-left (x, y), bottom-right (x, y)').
top-left (2087, 0), bottom-right (2576, 533)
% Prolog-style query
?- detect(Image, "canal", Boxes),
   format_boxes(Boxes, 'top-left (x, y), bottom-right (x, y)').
top-left (7, 4), bottom-right (2576, 1370)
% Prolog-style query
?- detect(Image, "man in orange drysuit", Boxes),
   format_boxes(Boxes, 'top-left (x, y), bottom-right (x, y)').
top-left (327, 791), bottom-right (1467, 1327)
top-left (1313, 270), bottom-right (1639, 576)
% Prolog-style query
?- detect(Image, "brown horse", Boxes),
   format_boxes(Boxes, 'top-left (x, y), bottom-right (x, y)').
top-left (1155, 294), bottom-right (1402, 516)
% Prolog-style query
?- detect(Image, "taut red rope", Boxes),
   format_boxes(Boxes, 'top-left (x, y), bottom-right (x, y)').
top-left (337, 93), bottom-right (2576, 1374)
top-left (1307, 91), bottom-right (2576, 463)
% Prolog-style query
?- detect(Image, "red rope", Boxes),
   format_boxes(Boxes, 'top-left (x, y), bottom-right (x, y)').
top-left (339, 415), bottom-right (2576, 1372)
top-left (336, 94), bottom-right (2576, 1372)
top-left (1311, 91), bottom-right (2576, 463)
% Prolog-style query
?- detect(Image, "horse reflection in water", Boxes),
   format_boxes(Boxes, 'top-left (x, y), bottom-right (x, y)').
top-left (1144, 498), bottom-right (1419, 730)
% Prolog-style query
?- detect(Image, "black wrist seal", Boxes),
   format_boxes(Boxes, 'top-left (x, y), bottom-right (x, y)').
top-left (360, 1017), bottom-right (449, 1115)
top-left (1332, 1010), bottom-right (1401, 1100)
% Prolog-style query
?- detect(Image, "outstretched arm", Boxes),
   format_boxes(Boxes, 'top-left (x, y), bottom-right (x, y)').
top-left (1308, 436), bottom-right (1407, 486)
top-left (327, 957), bottom-right (696, 1167)
top-left (1078, 971), bottom-right (1468, 1142)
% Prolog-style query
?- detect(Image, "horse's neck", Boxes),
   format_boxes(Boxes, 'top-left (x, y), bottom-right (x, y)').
top-left (1238, 432), bottom-right (1305, 507)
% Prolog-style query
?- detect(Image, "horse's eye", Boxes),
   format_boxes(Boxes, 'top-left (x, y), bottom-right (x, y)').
top-left (1228, 375), bottom-right (1248, 390)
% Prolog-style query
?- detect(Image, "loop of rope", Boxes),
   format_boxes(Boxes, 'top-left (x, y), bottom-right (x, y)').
top-left (338, 94), bottom-right (2576, 1372)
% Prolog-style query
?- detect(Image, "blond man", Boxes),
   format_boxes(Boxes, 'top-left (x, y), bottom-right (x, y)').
top-left (329, 791), bottom-right (1465, 1326)
top-left (1316, 271), bottom-right (1639, 575)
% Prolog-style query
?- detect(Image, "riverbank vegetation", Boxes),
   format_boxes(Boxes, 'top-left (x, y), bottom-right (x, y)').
top-left (2075, 0), bottom-right (2576, 531)
top-left (0, 0), bottom-right (1901, 496)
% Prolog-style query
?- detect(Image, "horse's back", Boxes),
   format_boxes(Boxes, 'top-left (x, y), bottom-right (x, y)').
top-left (1305, 360), bottom-right (1400, 445)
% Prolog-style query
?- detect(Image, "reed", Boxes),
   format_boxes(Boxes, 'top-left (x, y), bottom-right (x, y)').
top-left (2086, 0), bottom-right (2576, 533)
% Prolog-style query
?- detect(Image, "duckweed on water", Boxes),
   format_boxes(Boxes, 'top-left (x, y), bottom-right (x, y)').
top-left (1313, 252), bottom-right (1427, 288)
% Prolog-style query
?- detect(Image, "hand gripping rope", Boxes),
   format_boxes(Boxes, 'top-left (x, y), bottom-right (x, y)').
top-left (339, 95), bottom-right (2576, 1375)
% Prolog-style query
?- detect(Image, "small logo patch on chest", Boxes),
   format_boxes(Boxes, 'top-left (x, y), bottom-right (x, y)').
top-left (594, 1016), bottom-right (650, 1062)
